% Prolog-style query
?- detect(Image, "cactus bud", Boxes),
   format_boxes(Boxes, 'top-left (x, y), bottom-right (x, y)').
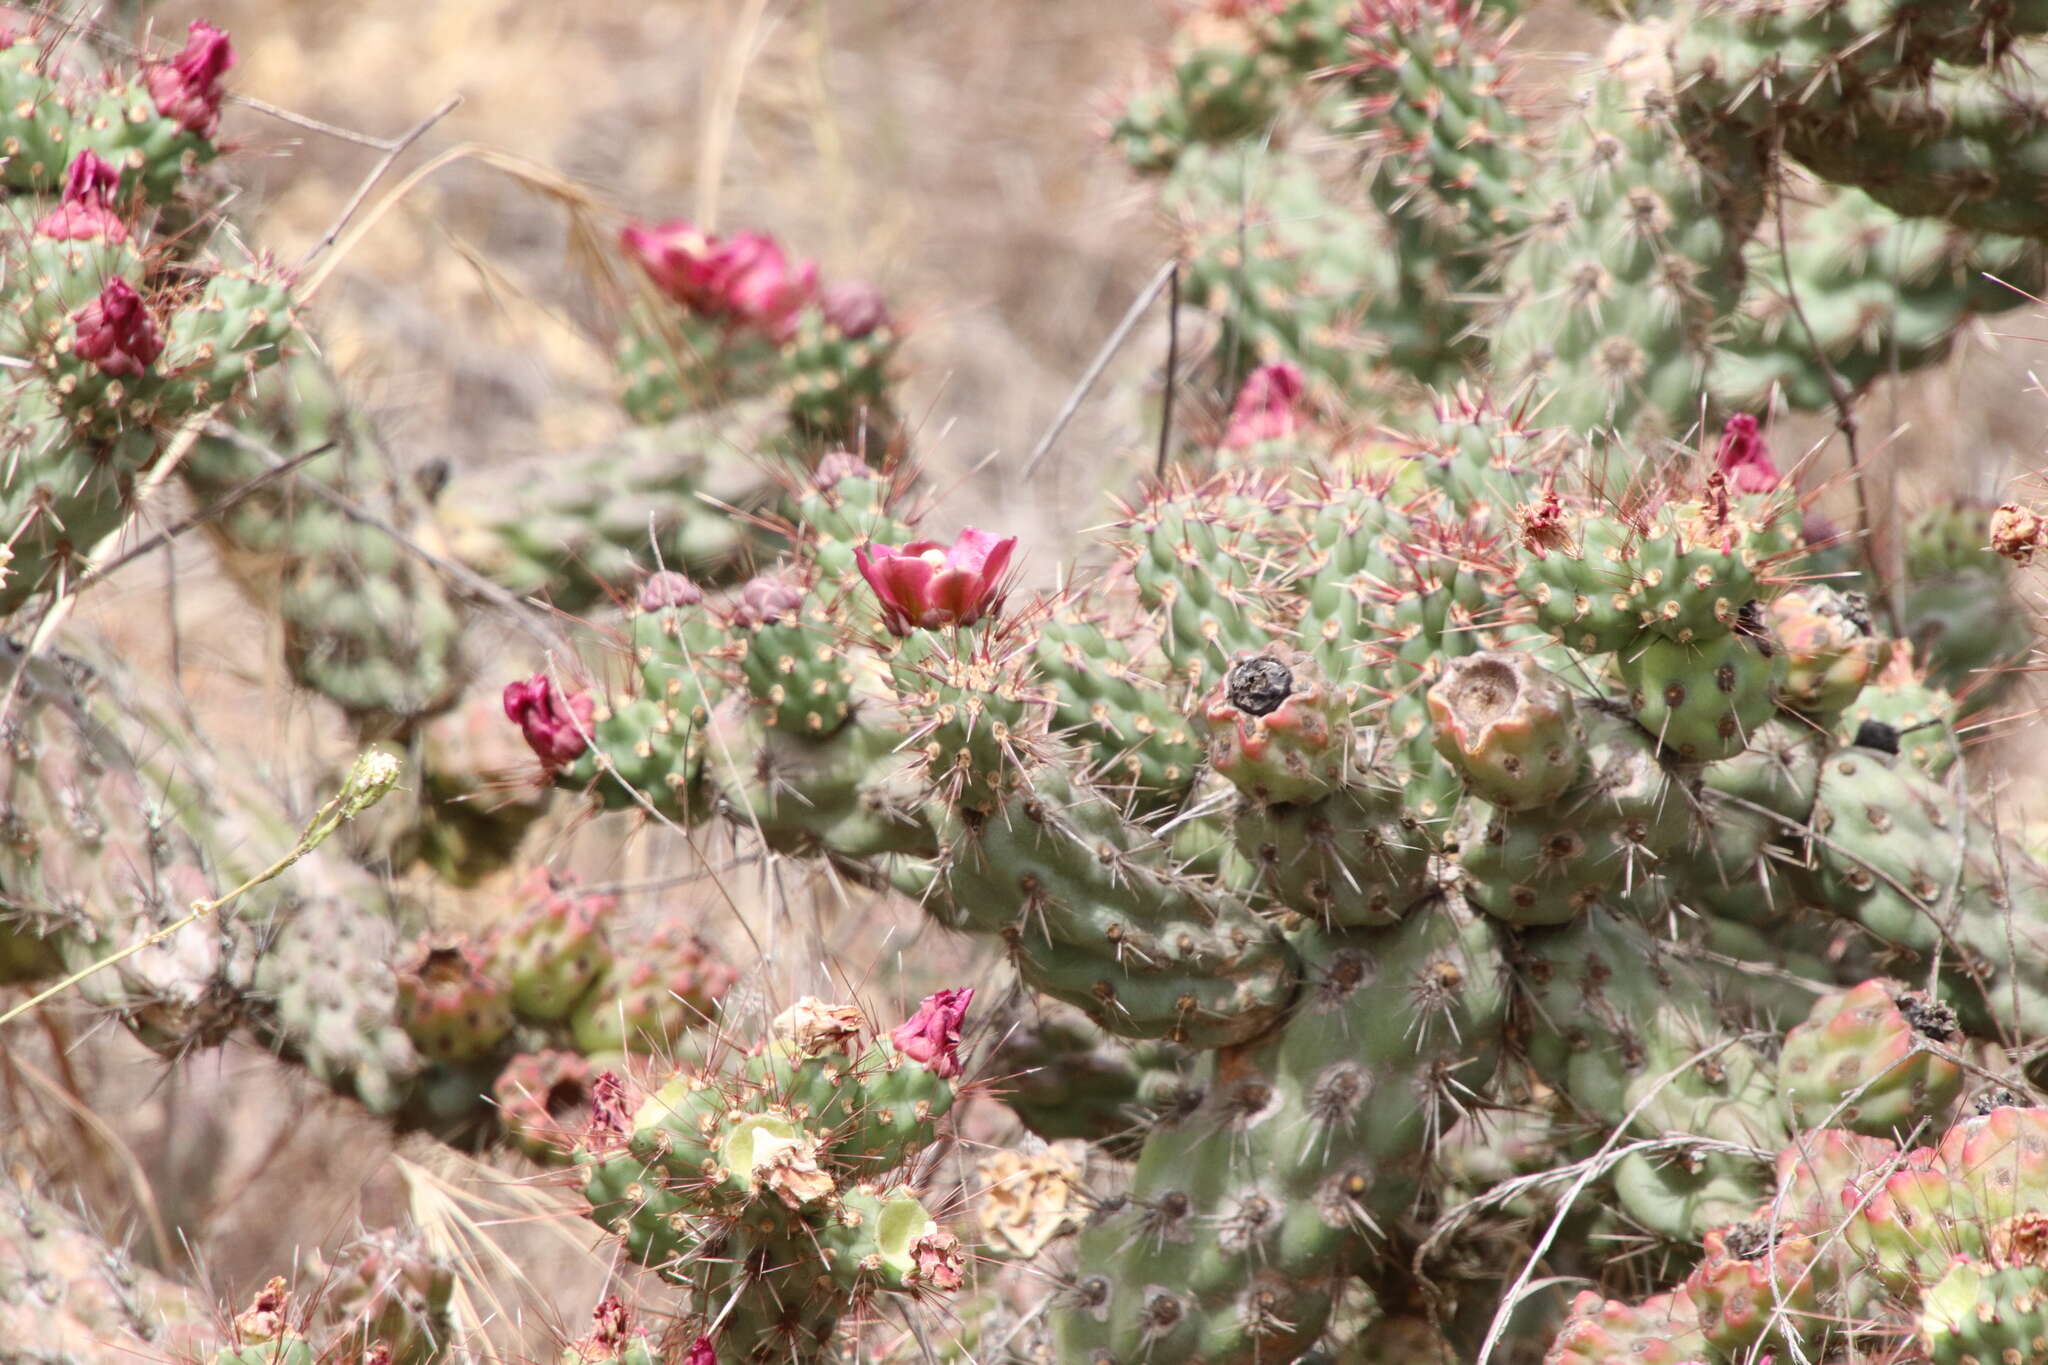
top-left (812, 449), bottom-right (874, 489)
top-left (72, 278), bottom-right (162, 376)
top-left (820, 279), bottom-right (891, 338)
top-left (1222, 361), bottom-right (1306, 448)
top-left (35, 151), bottom-right (126, 242)
top-left (1714, 412), bottom-right (1781, 494)
top-left (146, 20), bottom-right (234, 137)
top-left (730, 573), bottom-right (805, 627)
top-left (502, 674), bottom-right (595, 771)
top-left (855, 528), bottom-right (1016, 634)
top-left (891, 988), bottom-right (973, 1077)
top-left (1427, 651), bottom-right (1585, 811)
top-left (638, 570), bottom-right (703, 610)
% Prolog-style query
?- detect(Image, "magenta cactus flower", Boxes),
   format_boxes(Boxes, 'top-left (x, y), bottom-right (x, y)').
top-left (71, 279), bottom-right (162, 377)
top-left (855, 530), bottom-right (1016, 635)
top-left (891, 988), bottom-right (974, 1077)
top-left (502, 674), bottom-right (595, 770)
top-left (1222, 361), bottom-right (1306, 449)
top-left (620, 220), bottom-right (723, 312)
top-left (713, 231), bottom-right (818, 340)
top-left (35, 152), bottom-right (126, 242)
top-left (685, 1337), bottom-right (717, 1365)
top-left (1714, 413), bottom-right (1782, 494)
top-left (145, 20), bottom-right (234, 137)
top-left (619, 220), bottom-right (817, 339)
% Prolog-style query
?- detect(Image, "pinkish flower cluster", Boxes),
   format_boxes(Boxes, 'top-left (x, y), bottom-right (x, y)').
top-left (1715, 412), bottom-right (1782, 494)
top-left (1222, 362), bottom-right (1306, 448)
top-left (502, 673), bottom-right (595, 770)
top-left (891, 988), bottom-right (974, 1078)
top-left (71, 279), bottom-right (162, 377)
top-left (855, 530), bottom-right (1016, 636)
top-left (35, 152), bottom-right (126, 243)
top-left (619, 221), bottom-right (820, 341)
top-left (146, 20), bottom-right (234, 138)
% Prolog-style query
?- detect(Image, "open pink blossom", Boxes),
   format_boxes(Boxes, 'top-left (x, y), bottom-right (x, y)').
top-left (891, 988), bottom-right (974, 1077)
top-left (36, 151), bottom-right (126, 242)
top-left (620, 220), bottom-right (722, 312)
top-left (855, 530), bottom-right (1015, 635)
top-left (502, 674), bottom-right (595, 771)
top-left (1223, 362), bottom-right (1306, 448)
top-left (715, 232), bottom-right (818, 340)
top-left (1714, 413), bottom-right (1781, 494)
top-left (72, 279), bottom-right (162, 376)
top-left (146, 21), bottom-right (234, 137)
top-left (618, 221), bottom-right (818, 339)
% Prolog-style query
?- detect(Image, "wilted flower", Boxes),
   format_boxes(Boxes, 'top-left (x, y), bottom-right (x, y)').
top-left (1714, 412), bottom-right (1781, 494)
top-left (855, 530), bottom-right (1015, 635)
top-left (891, 988), bottom-right (974, 1077)
top-left (502, 674), bottom-right (595, 770)
top-left (36, 151), bottom-right (126, 242)
top-left (1222, 362), bottom-right (1305, 448)
top-left (72, 278), bottom-right (162, 377)
top-left (772, 996), bottom-right (869, 1057)
top-left (1991, 503), bottom-right (2046, 567)
top-left (909, 1229), bottom-right (967, 1292)
top-left (146, 20), bottom-right (234, 137)
top-left (686, 1337), bottom-right (718, 1365)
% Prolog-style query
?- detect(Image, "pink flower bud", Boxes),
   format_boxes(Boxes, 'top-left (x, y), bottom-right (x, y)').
top-left (731, 574), bottom-right (805, 627)
top-left (686, 1337), bottom-right (717, 1365)
top-left (820, 280), bottom-right (891, 338)
top-left (638, 570), bottom-right (704, 611)
top-left (854, 529), bottom-right (1016, 636)
top-left (71, 278), bottom-right (162, 377)
top-left (146, 20), bottom-right (234, 138)
top-left (890, 988), bottom-right (973, 1077)
top-left (1714, 413), bottom-right (1781, 494)
top-left (36, 151), bottom-right (126, 242)
top-left (811, 450), bottom-right (874, 489)
top-left (1222, 362), bottom-right (1306, 449)
top-left (501, 674), bottom-right (595, 771)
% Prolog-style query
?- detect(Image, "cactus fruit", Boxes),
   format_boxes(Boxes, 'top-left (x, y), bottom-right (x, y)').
top-left (568, 924), bottom-right (735, 1057)
top-left (493, 871), bottom-right (616, 1022)
top-left (1427, 650), bottom-right (1586, 810)
top-left (395, 937), bottom-right (514, 1064)
top-left (1778, 978), bottom-right (1965, 1137)
top-left (495, 1049), bottom-right (599, 1163)
top-left (1198, 646), bottom-right (1353, 804)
